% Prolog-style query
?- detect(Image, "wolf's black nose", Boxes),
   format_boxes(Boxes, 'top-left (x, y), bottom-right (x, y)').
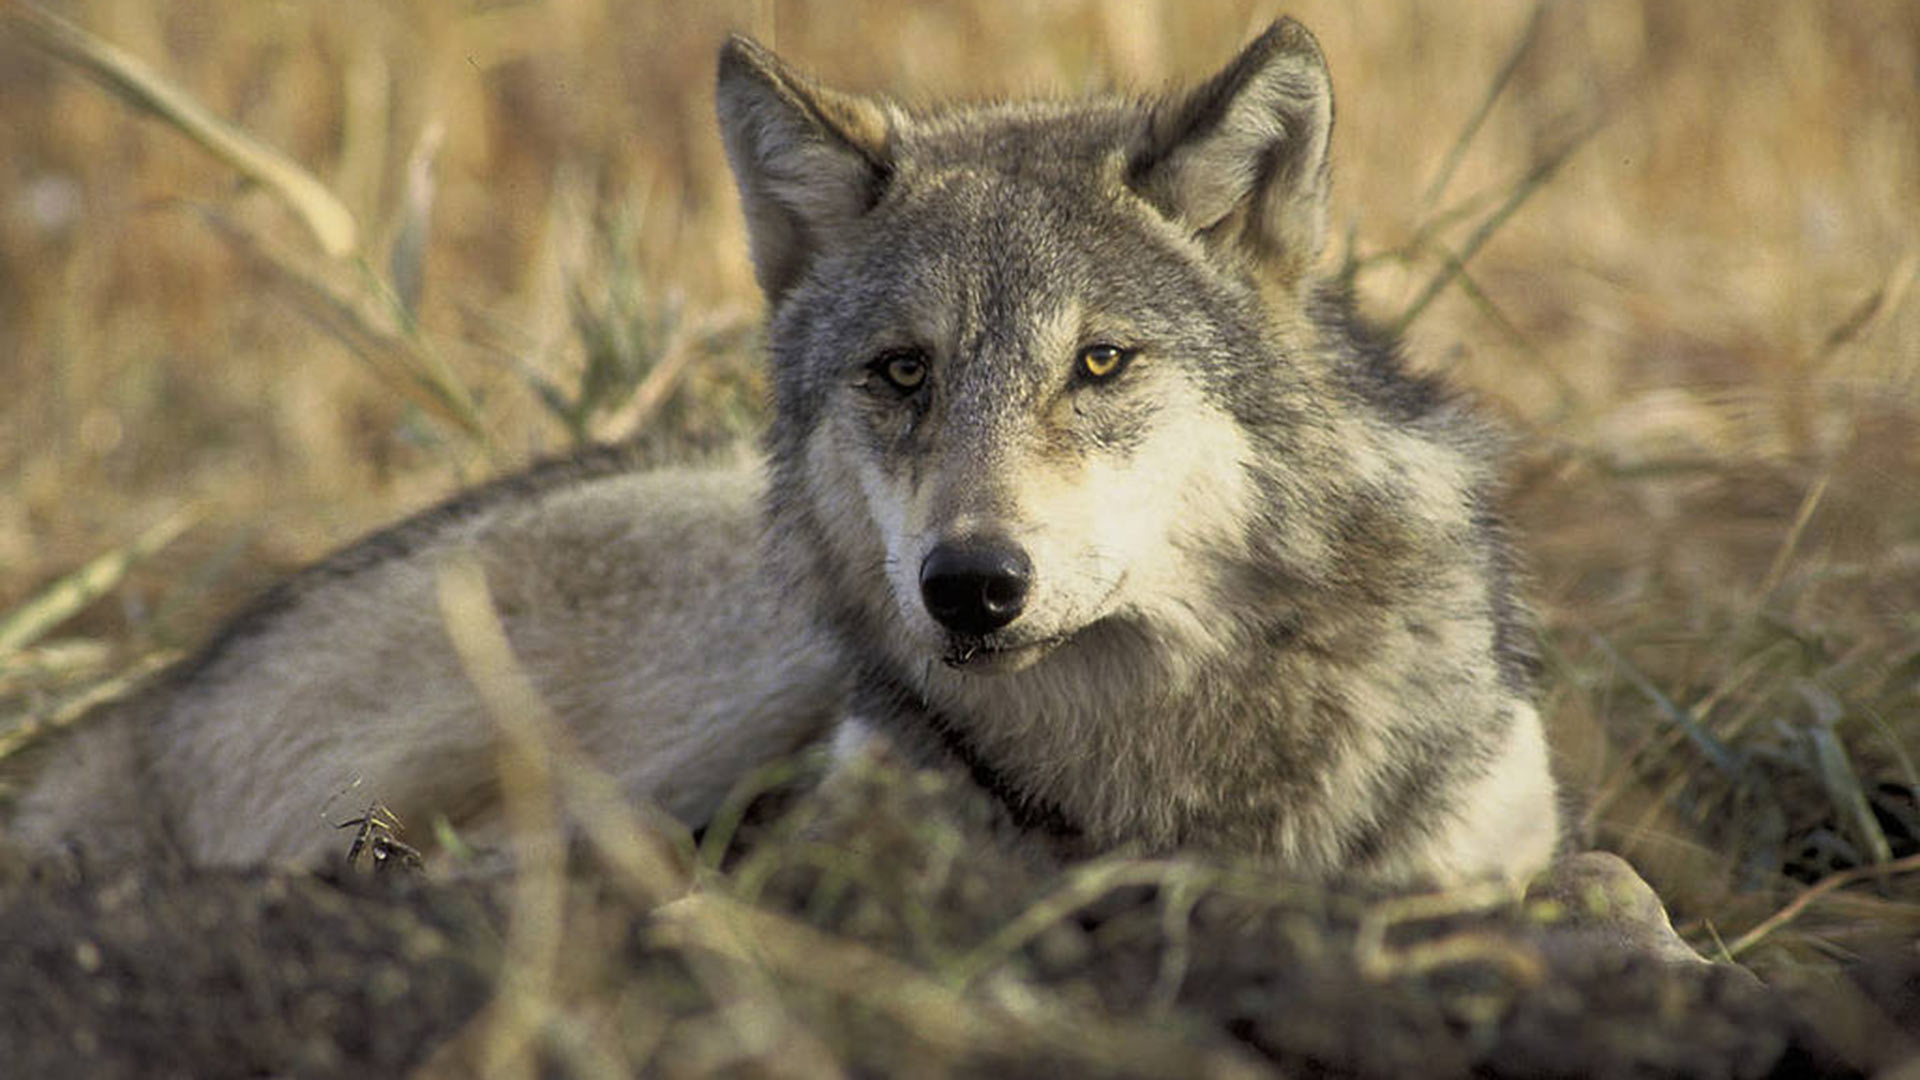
top-left (919, 538), bottom-right (1031, 636)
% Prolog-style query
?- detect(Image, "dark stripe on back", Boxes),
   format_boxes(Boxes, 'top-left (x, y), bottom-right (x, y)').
top-left (169, 434), bottom-right (738, 688)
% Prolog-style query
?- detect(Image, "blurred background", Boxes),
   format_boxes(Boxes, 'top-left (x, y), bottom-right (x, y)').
top-left (1, 0), bottom-right (1916, 965)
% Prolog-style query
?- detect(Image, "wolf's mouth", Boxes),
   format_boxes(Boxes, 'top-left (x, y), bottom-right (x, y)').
top-left (939, 633), bottom-right (1064, 672)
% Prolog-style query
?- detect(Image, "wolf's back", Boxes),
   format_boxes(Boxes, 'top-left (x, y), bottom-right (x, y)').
top-left (12, 456), bottom-right (845, 866)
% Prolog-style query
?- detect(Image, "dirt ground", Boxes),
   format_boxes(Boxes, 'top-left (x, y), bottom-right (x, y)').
top-left (3, 765), bottom-right (1913, 1080)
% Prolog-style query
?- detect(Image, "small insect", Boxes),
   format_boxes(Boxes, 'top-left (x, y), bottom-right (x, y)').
top-left (323, 782), bottom-right (424, 874)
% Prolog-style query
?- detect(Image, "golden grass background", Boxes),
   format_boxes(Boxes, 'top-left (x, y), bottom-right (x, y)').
top-left (2, 0), bottom-right (1917, 965)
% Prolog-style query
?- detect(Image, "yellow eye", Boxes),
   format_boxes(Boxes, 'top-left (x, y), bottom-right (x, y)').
top-left (1077, 343), bottom-right (1132, 381)
top-left (871, 349), bottom-right (928, 393)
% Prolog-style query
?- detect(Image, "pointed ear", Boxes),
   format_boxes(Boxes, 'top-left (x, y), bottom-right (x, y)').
top-left (1128, 19), bottom-right (1333, 285)
top-left (716, 35), bottom-right (895, 303)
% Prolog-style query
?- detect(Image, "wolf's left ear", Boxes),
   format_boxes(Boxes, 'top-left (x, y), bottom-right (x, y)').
top-left (1128, 19), bottom-right (1333, 286)
top-left (716, 36), bottom-right (895, 303)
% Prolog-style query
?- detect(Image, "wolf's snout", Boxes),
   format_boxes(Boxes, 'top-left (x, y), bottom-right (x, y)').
top-left (919, 538), bottom-right (1031, 635)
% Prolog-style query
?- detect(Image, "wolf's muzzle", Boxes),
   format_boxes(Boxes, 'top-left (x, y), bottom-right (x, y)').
top-left (919, 536), bottom-right (1031, 636)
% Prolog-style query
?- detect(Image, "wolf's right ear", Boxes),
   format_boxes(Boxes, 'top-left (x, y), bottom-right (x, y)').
top-left (1128, 19), bottom-right (1333, 287)
top-left (716, 36), bottom-right (895, 303)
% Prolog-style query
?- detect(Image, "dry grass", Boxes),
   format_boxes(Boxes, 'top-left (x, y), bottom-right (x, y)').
top-left (1, 0), bottom-right (1917, 1052)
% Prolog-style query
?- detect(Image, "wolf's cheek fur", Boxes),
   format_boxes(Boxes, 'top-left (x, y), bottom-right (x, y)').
top-left (794, 418), bottom-right (914, 643)
top-left (844, 421), bottom-right (931, 643)
top-left (1015, 373), bottom-right (1258, 655)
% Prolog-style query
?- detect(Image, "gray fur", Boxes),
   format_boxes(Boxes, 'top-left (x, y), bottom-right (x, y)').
top-left (721, 18), bottom-right (1558, 885)
top-left (13, 448), bottom-right (845, 866)
top-left (14, 20), bottom-right (1559, 888)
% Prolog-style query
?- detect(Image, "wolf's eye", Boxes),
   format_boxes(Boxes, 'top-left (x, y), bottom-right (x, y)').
top-left (1076, 343), bottom-right (1133, 382)
top-left (870, 349), bottom-right (929, 394)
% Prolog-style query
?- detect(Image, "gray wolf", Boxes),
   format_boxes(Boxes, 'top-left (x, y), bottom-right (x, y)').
top-left (11, 19), bottom-right (1560, 888)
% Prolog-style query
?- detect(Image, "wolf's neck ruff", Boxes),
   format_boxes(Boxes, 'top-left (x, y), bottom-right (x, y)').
top-left (853, 659), bottom-right (1086, 844)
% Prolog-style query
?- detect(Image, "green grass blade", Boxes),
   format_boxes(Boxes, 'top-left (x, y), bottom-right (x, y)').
top-left (1590, 632), bottom-right (1742, 776)
top-left (1798, 681), bottom-right (1896, 868)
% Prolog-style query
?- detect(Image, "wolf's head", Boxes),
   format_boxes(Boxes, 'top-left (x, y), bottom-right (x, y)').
top-left (718, 22), bottom-right (1351, 678)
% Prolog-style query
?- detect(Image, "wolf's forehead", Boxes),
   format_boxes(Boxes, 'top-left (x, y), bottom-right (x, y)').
top-left (877, 143), bottom-right (1154, 299)
top-left (878, 205), bottom-right (1187, 354)
top-left (861, 182), bottom-right (1093, 342)
top-left (833, 105), bottom-right (1191, 342)
top-left (900, 99), bottom-right (1141, 175)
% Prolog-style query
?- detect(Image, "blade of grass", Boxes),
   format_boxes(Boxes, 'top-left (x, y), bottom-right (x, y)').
top-left (948, 858), bottom-right (1222, 987)
top-left (390, 120), bottom-right (446, 323)
top-left (593, 314), bottom-right (706, 441)
top-left (1858, 702), bottom-right (1920, 800)
top-left (1725, 850), bottom-right (1920, 958)
top-left (1589, 631), bottom-right (1742, 776)
top-left (1393, 117), bottom-right (1602, 334)
top-left (696, 752), bottom-right (820, 872)
top-left (1587, 636), bottom-right (1794, 823)
top-left (0, 649), bottom-right (179, 761)
top-left (437, 554), bottom-right (690, 905)
top-left (1445, 264), bottom-right (1584, 414)
top-left (1818, 250), bottom-right (1916, 366)
top-left (436, 555), bottom-right (570, 1080)
top-left (1798, 680), bottom-right (1896, 869)
top-left (198, 209), bottom-right (495, 454)
top-left (1756, 473), bottom-right (1831, 604)
top-left (4, 0), bottom-right (359, 258)
top-left (0, 507), bottom-right (196, 659)
top-left (0, 639), bottom-right (113, 690)
top-left (1338, 185), bottom-right (1507, 298)
top-left (1419, 0), bottom-right (1550, 209)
